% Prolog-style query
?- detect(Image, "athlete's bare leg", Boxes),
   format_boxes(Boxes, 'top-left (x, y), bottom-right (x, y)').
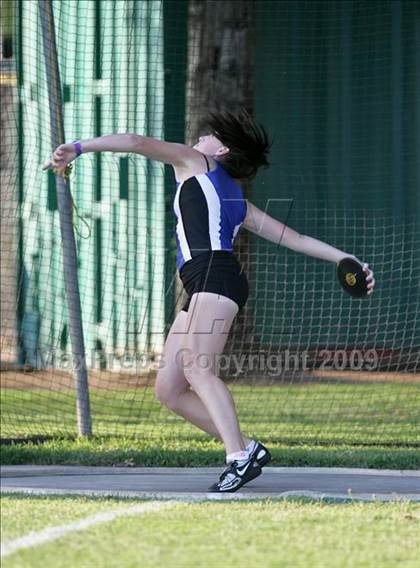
top-left (179, 292), bottom-right (247, 454)
top-left (155, 297), bottom-right (251, 450)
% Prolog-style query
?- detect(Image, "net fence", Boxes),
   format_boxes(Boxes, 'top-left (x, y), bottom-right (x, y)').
top-left (0, 0), bottom-right (419, 445)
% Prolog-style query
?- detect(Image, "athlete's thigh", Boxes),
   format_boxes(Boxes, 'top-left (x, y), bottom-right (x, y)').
top-left (156, 309), bottom-right (190, 393)
top-left (183, 292), bottom-right (239, 368)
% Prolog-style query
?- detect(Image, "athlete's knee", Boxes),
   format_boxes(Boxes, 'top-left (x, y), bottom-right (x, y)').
top-left (154, 377), bottom-right (175, 407)
top-left (154, 370), bottom-right (185, 409)
top-left (175, 341), bottom-right (216, 386)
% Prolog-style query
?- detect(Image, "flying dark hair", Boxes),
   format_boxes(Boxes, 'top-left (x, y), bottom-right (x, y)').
top-left (199, 108), bottom-right (271, 181)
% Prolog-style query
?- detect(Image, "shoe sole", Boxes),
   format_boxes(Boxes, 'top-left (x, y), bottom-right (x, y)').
top-left (209, 463), bottom-right (262, 493)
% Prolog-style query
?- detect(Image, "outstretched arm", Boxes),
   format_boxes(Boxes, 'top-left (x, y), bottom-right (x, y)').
top-left (242, 201), bottom-right (352, 263)
top-left (42, 134), bottom-right (204, 175)
top-left (243, 201), bottom-right (375, 294)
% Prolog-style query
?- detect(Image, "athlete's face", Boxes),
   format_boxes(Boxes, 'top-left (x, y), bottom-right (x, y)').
top-left (193, 134), bottom-right (229, 158)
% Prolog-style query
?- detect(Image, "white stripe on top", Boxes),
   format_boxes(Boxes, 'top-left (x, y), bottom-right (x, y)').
top-left (196, 174), bottom-right (222, 250)
top-left (173, 181), bottom-right (192, 264)
top-left (174, 182), bottom-right (192, 262)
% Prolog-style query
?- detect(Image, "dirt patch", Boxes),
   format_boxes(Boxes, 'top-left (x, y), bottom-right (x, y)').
top-left (0, 368), bottom-right (156, 391)
top-left (1, 367), bottom-right (418, 391)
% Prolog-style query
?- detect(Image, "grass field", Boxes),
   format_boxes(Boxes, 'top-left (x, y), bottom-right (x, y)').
top-left (1, 494), bottom-right (420, 567)
top-left (1, 383), bottom-right (419, 469)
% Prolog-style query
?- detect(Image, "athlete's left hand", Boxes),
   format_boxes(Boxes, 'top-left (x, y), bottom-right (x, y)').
top-left (347, 255), bottom-right (375, 296)
top-left (362, 262), bottom-right (375, 296)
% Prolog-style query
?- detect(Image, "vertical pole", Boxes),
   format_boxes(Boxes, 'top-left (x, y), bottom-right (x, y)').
top-left (17, 0), bottom-right (24, 364)
top-left (38, 0), bottom-right (92, 436)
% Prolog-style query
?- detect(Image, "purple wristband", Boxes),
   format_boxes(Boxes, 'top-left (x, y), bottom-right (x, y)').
top-left (72, 140), bottom-right (82, 157)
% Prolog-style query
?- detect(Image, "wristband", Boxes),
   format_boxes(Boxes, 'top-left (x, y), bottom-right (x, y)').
top-left (72, 140), bottom-right (82, 157)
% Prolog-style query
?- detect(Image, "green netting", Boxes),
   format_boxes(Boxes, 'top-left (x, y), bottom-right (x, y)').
top-left (0, 0), bottom-right (419, 444)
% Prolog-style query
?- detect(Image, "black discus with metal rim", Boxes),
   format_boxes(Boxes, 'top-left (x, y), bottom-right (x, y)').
top-left (336, 257), bottom-right (369, 298)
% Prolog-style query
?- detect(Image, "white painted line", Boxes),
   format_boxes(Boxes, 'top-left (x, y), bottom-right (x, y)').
top-left (1, 501), bottom-right (174, 559)
top-left (2, 486), bottom-right (420, 503)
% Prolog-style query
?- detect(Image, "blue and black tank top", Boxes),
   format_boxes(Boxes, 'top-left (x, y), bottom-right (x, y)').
top-left (173, 159), bottom-right (247, 270)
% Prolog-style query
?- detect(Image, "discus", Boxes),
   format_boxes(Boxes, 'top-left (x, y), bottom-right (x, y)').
top-left (336, 257), bottom-right (369, 298)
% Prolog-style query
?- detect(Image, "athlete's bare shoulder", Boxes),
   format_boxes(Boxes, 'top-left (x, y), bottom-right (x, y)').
top-left (174, 155), bottom-right (218, 183)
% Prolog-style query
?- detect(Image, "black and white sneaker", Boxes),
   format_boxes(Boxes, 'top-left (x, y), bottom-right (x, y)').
top-left (249, 441), bottom-right (271, 468)
top-left (208, 457), bottom-right (262, 493)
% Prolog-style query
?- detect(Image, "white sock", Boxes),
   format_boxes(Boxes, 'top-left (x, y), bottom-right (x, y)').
top-left (245, 439), bottom-right (257, 455)
top-left (226, 450), bottom-right (248, 463)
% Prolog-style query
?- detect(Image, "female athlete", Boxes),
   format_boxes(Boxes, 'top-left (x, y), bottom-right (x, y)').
top-left (43, 109), bottom-right (375, 492)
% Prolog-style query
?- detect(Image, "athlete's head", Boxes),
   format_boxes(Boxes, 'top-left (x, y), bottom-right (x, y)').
top-left (194, 108), bottom-right (271, 180)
